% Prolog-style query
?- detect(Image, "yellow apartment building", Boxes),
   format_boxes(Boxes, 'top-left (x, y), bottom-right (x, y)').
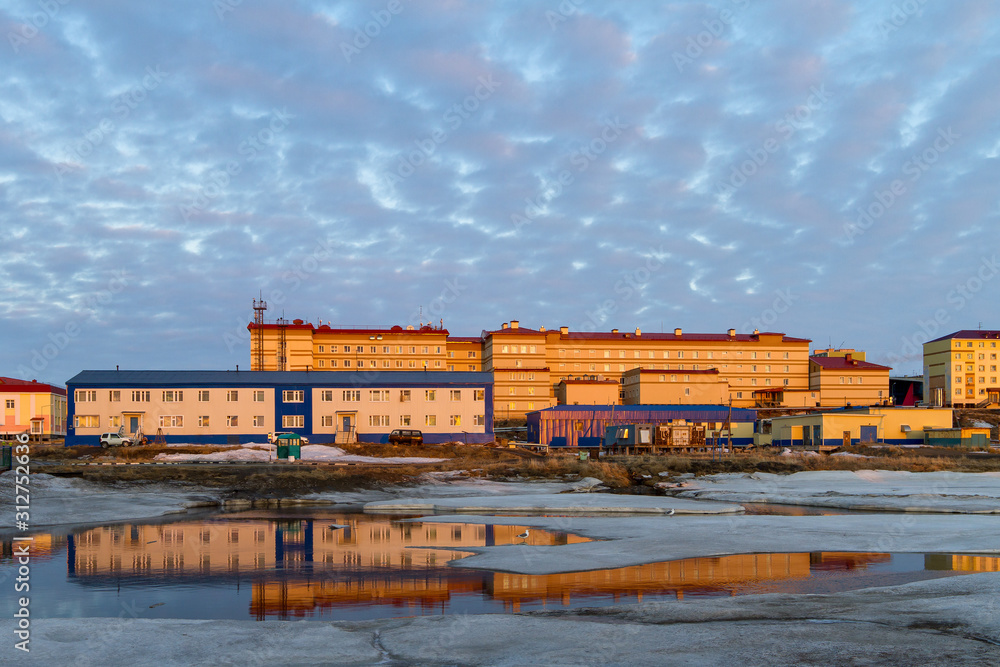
top-left (0, 376), bottom-right (67, 440)
top-left (250, 315), bottom-right (815, 419)
top-left (923, 329), bottom-right (1000, 407)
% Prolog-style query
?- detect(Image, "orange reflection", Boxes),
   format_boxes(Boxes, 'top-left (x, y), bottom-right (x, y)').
top-left (926, 554), bottom-right (1000, 572)
top-left (1, 533), bottom-right (65, 563)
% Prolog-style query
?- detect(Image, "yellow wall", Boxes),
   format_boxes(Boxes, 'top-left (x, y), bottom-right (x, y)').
top-left (621, 369), bottom-right (729, 405)
top-left (556, 381), bottom-right (620, 405)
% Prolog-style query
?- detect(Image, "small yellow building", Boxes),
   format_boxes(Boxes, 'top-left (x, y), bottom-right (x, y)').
top-left (555, 377), bottom-right (620, 406)
top-left (621, 368), bottom-right (729, 405)
top-left (0, 376), bottom-right (67, 440)
top-left (923, 329), bottom-right (1000, 407)
top-left (809, 354), bottom-right (891, 407)
top-left (759, 407), bottom-right (954, 447)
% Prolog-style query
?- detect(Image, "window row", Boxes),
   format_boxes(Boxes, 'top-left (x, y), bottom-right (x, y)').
top-left (556, 349), bottom-right (791, 360)
top-left (74, 388), bottom-right (485, 404)
top-left (322, 389), bottom-right (484, 402)
top-left (317, 345), bottom-right (445, 354)
top-left (316, 359), bottom-right (444, 369)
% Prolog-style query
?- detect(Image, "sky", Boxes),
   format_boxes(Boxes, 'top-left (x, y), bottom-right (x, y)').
top-left (2, 0), bottom-right (1000, 385)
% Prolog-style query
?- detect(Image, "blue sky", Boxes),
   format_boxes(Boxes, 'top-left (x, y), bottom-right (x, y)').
top-left (2, 0), bottom-right (999, 385)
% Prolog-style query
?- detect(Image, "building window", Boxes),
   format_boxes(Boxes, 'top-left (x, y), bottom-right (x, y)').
top-left (468, 351), bottom-right (477, 358)
top-left (282, 415), bottom-right (304, 428)
top-left (473, 389), bottom-right (484, 401)
top-left (736, 392), bottom-right (743, 399)
top-left (253, 415), bottom-right (265, 427)
top-left (784, 379), bottom-right (789, 386)
top-left (425, 415), bottom-right (437, 426)
top-left (226, 390), bottom-right (239, 402)
top-left (369, 415), bottom-right (390, 427)
top-left (109, 390), bottom-right (120, 402)
top-left (320, 390), bottom-right (333, 402)
top-left (370, 390), bottom-right (389, 402)
top-left (130, 390), bottom-right (150, 402)
top-left (4, 399), bottom-right (13, 409)
top-left (108, 416), bottom-right (121, 429)
top-left (343, 390), bottom-right (360, 402)
top-left (508, 402), bottom-right (516, 410)
top-left (399, 414), bottom-right (411, 426)
top-left (450, 390), bottom-right (462, 401)
top-left (227, 416), bottom-right (238, 427)
top-left (527, 402), bottom-right (534, 410)
top-left (400, 390), bottom-right (411, 402)
top-left (159, 415), bottom-right (184, 428)
top-left (198, 390), bottom-right (210, 402)
top-left (317, 360), bottom-right (325, 368)
top-left (509, 387), bottom-right (516, 395)
top-left (318, 345), bottom-right (324, 353)
top-left (474, 414), bottom-right (485, 426)
top-left (74, 415), bottom-right (99, 428)
top-left (252, 390), bottom-right (265, 402)
top-left (450, 415), bottom-right (461, 426)
top-left (321, 415), bottom-right (334, 427)
top-left (528, 387), bottom-right (535, 396)
top-left (74, 390), bottom-right (95, 402)
top-left (331, 345), bottom-right (339, 353)
top-left (199, 416), bottom-right (210, 427)
top-left (425, 390), bottom-right (436, 401)
top-left (344, 360), bottom-right (352, 368)
top-left (684, 388), bottom-right (690, 396)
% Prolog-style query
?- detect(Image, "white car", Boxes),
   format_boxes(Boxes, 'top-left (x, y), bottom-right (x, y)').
top-left (99, 432), bottom-right (132, 448)
top-left (267, 431), bottom-right (310, 445)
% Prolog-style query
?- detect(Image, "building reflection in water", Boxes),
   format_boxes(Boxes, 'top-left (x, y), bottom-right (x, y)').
top-left (38, 514), bottom-right (1000, 620)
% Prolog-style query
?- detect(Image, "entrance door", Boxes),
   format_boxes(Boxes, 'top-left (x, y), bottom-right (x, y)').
top-left (342, 415), bottom-right (352, 432)
top-left (860, 425), bottom-right (877, 443)
top-left (129, 416), bottom-right (139, 433)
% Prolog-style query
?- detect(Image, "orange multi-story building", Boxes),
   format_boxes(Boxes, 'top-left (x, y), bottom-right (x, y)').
top-left (249, 315), bottom-right (819, 419)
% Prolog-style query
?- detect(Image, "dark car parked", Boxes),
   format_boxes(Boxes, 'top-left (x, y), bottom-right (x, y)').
top-left (388, 429), bottom-right (423, 445)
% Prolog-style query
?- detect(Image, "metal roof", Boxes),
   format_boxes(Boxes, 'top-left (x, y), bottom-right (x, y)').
top-left (67, 370), bottom-right (493, 387)
top-left (809, 356), bottom-right (892, 371)
top-left (927, 330), bottom-right (1000, 343)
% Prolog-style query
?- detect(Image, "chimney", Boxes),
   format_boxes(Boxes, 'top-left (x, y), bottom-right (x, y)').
top-left (510, 320), bottom-right (519, 330)
top-left (560, 326), bottom-right (568, 334)
top-left (753, 328), bottom-right (759, 335)
top-left (611, 328), bottom-right (618, 334)
top-left (501, 322), bottom-right (508, 329)
top-left (674, 328), bottom-right (682, 336)
top-left (728, 328), bottom-right (736, 337)
top-left (635, 328), bottom-right (641, 336)
top-left (539, 325), bottom-right (546, 332)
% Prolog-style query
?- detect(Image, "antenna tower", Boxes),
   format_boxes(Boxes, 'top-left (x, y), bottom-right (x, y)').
top-left (252, 294), bottom-right (268, 370)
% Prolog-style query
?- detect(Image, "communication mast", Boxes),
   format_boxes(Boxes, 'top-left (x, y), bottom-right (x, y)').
top-left (252, 294), bottom-right (268, 371)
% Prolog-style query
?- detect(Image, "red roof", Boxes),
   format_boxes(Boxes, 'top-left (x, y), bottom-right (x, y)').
top-left (482, 327), bottom-right (547, 336)
top-left (446, 336), bottom-right (484, 343)
top-left (0, 377), bottom-right (66, 395)
top-left (555, 331), bottom-right (810, 343)
top-left (928, 330), bottom-right (1000, 343)
top-left (809, 356), bottom-right (891, 371)
top-left (632, 368), bottom-right (720, 374)
top-left (248, 323), bottom-right (449, 335)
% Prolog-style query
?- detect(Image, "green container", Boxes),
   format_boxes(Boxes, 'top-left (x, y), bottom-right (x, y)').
top-left (276, 434), bottom-right (302, 460)
top-left (1, 446), bottom-right (11, 471)
top-left (579, 451), bottom-right (589, 462)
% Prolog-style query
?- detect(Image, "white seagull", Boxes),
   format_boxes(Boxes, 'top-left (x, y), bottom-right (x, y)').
top-left (665, 509), bottom-right (675, 516)
top-left (516, 529), bottom-right (530, 542)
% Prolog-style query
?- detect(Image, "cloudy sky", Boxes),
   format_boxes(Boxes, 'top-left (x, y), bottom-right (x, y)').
top-left (3, 0), bottom-right (999, 384)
